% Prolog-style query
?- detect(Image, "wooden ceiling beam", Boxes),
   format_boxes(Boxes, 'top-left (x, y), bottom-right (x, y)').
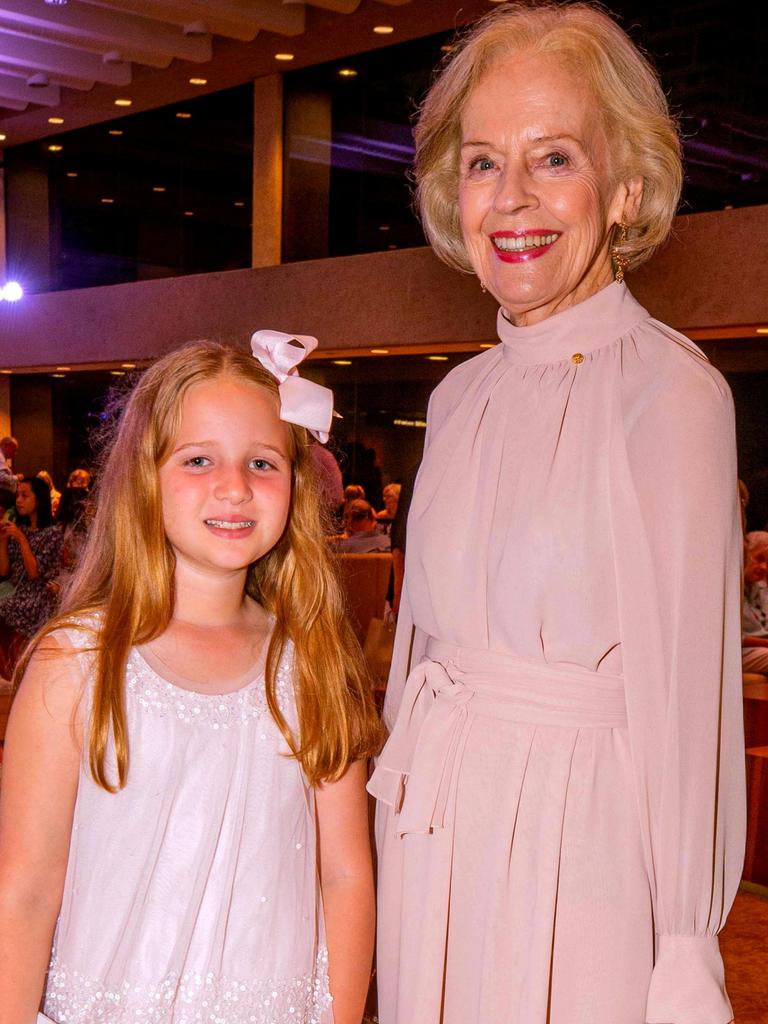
top-left (0, 30), bottom-right (131, 86)
top-left (83, 0), bottom-right (304, 39)
top-left (0, 1), bottom-right (211, 67)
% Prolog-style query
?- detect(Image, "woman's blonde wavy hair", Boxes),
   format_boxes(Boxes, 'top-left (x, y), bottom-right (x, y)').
top-left (18, 342), bottom-right (383, 791)
top-left (415, 0), bottom-right (683, 275)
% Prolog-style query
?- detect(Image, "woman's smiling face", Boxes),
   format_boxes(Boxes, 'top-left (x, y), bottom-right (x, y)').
top-left (458, 50), bottom-right (642, 326)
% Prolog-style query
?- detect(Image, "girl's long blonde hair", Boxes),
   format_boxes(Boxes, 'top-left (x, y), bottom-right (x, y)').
top-left (18, 342), bottom-right (383, 791)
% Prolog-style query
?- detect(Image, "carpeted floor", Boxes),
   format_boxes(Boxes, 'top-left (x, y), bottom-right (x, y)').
top-left (720, 886), bottom-right (768, 1023)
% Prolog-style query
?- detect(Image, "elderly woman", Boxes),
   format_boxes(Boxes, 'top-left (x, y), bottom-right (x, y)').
top-left (367, 4), bottom-right (744, 1024)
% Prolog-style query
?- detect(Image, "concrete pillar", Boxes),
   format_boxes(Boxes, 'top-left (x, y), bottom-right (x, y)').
top-left (10, 376), bottom-right (54, 478)
top-left (0, 376), bottom-right (10, 439)
top-left (252, 74), bottom-right (284, 269)
top-left (282, 85), bottom-right (331, 263)
top-left (4, 151), bottom-right (52, 294)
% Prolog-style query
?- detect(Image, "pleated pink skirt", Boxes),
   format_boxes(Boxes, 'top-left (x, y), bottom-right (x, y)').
top-left (369, 641), bottom-right (654, 1024)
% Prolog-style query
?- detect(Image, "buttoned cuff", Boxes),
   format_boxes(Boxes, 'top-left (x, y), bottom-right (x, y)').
top-left (646, 934), bottom-right (733, 1024)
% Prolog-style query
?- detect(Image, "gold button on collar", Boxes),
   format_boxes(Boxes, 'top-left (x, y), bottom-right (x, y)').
top-left (571, 352), bottom-right (585, 364)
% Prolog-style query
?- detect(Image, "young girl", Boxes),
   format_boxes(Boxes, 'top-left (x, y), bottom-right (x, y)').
top-left (0, 336), bottom-right (382, 1023)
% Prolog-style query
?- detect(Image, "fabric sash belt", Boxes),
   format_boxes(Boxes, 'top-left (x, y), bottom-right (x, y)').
top-left (367, 638), bottom-right (627, 836)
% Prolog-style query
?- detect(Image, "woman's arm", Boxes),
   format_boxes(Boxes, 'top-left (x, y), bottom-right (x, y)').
top-left (315, 760), bottom-right (375, 1024)
top-left (0, 636), bottom-right (82, 1020)
top-left (3, 523), bottom-right (40, 579)
top-left (742, 634), bottom-right (768, 648)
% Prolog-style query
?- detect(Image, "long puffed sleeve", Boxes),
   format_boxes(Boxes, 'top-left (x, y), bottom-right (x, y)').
top-left (608, 331), bottom-right (746, 1024)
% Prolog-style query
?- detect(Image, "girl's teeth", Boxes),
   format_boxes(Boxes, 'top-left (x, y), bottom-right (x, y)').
top-left (206, 519), bottom-right (255, 529)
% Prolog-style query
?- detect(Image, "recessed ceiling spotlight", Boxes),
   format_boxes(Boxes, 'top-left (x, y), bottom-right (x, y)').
top-left (52, 373), bottom-right (67, 378)
top-left (189, 77), bottom-right (207, 85)
top-left (48, 116), bottom-right (64, 125)
top-left (275, 53), bottom-right (294, 61)
top-left (56, 366), bottom-right (71, 371)
top-left (100, 197), bottom-right (115, 204)
top-left (338, 68), bottom-right (358, 78)
top-left (45, 0), bottom-right (68, 5)
top-left (184, 210), bottom-right (194, 217)
top-left (114, 98), bottom-right (132, 107)
top-left (2, 282), bottom-right (24, 302)
top-left (480, 343), bottom-right (495, 349)
top-left (121, 363), bottom-right (136, 369)
top-left (756, 327), bottom-right (768, 335)
top-left (108, 129), bottom-right (123, 136)
top-left (152, 186), bottom-right (166, 193)
top-left (0, 370), bottom-right (12, 375)
top-left (110, 370), bottom-right (126, 376)
top-left (66, 171), bottom-right (78, 177)
top-left (176, 111), bottom-right (192, 119)
top-left (370, 348), bottom-right (389, 354)
top-left (332, 360), bottom-right (352, 366)
top-left (48, 144), bottom-right (63, 152)
top-left (373, 25), bottom-right (394, 34)
top-left (0, 134), bottom-right (6, 142)
top-left (427, 355), bottom-right (448, 362)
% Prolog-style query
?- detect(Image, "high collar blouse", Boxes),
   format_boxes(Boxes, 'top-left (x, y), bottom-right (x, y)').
top-left (386, 281), bottom-right (745, 1022)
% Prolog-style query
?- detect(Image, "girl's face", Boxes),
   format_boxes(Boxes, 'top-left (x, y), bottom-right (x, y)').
top-left (159, 378), bottom-right (293, 581)
top-left (15, 482), bottom-right (37, 517)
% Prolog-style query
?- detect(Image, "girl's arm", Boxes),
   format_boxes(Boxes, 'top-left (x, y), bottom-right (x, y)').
top-left (315, 760), bottom-right (375, 1024)
top-left (0, 636), bottom-right (82, 1021)
top-left (3, 523), bottom-right (40, 580)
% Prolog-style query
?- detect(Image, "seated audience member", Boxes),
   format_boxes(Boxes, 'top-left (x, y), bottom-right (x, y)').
top-left (309, 440), bottom-right (344, 531)
top-left (37, 469), bottom-right (61, 518)
top-left (742, 530), bottom-right (768, 674)
top-left (0, 477), bottom-right (63, 679)
top-left (376, 483), bottom-right (401, 524)
top-left (333, 500), bottom-right (391, 554)
top-left (344, 483), bottom-right (365, 506)
top-left (56, 484), bottom-right (92, 581)
top-left (0, 437), bottom-right (18, 495)
top-left (66, 467), bottom-right (92, 490)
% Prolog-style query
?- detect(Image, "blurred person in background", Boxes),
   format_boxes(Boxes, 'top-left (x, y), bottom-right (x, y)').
top-left (742, 530), bottom-right (768, 674)
top-left (0, 437), bottom-right (19, 495)
top-left (37, 470), bottom-right (62, 519)
top-left (333, 500), bottom-right (391, 554)
top-left (0, 477), bottom-right (63, 679)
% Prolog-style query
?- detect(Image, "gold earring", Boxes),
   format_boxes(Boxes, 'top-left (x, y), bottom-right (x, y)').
top-left (611, 222), bottom-right (629, 284)
top-left (480, 280), bottom-right (487, 294)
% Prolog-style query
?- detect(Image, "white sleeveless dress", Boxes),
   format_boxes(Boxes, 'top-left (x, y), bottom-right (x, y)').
top-left (43, 626), bottom-right (333, 1024)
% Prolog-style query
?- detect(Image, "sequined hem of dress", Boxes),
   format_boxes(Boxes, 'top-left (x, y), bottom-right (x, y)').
top-left (43, 947), bottom-right (332, 1024)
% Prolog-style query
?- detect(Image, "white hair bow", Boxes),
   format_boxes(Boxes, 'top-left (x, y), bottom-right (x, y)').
top-left (250, 329), bottom-right (336, 444)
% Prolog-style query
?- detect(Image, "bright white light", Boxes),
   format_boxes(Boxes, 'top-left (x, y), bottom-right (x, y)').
top-left (2, 282), bottom-right (24, 302)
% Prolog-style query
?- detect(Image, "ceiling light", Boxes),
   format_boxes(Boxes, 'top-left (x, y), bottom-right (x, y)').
top-left (1, 282), bottom-right (24, 302)
top-left (56, 366), bottom-right (71, 371)
top-left (480, 343), bottom-right (495, 349)
top-left (338, 68), bottom-right (358, 78)
top-left (153, 186), bottom-right (166, 193)
top-left (121, 363), bottom-right (136, 369)
top-left (109, 129), bottom-right (124, 136)
top-left (378, 225), bottom-right (390, 231)
top-left (45, 0), bottom-right (68, 5)
top-left (0, 370), bottom-right (12, 375)
top-left (757, 327), bottom-right (768, 335)
top-left (114, 98), bottom-right (132, 107)
top-left (184, 211), bottom-right (194, 217)
top-left (110, 370), bottom-right (126, 376)
top-left (48, 144), bottom-right (63, 152)
top-left (275, 53), bottom-right (294, 61)
top-left (332, 359), bottom-right (352, 366)
top-left (48, 116), bottom-right (64, 125)
top-left (176, 111), bottom-right (192, 119)
top-left (0, 134), bottom-right (6, 142)
top-left (100, 197), bottom-right (114, 204)
top-left (52, 373), bottom-right (66, 379)
top-left (233, 201), bottom-right (245, 207)
top-left (370, 348), bottom-right (389, 354)
top-left (66, 171), bottom-right (78, 178)
top-left (373, 25), bottom-right (394, 34)
top-left (189, 77), bottom-right (207, 85)
top-left (427, 355), bottom-right (448, 362)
